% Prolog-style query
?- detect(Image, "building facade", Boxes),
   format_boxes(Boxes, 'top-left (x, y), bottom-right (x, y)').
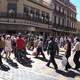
top-left (76, 21), bottom-right (80, 33)
top-left (52, 0), bottom-right (77, 35)
top-left (0, 0), bottom-right (77, 35)
top-left (0, 0), bottom-right (53, 34)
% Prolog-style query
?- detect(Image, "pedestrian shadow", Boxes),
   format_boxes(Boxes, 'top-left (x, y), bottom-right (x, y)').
top-left (56, 69), bottom-right (80, 78)
top-left (17, 58), bottom-right (33, 68)
top-left (6, 59), bottom-right (18, 69)
top-left (34, 57), bottom-right (48, 62)
top-left (0, 64), bottom-right (10, 71)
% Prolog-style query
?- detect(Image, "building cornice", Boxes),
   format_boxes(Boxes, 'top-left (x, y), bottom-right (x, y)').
top-left (7, 0), bottom-right (19, 1)
top-left (55, 0), bottom-right (67, 7)
top-left (27, 0), bottom-right (53, 10)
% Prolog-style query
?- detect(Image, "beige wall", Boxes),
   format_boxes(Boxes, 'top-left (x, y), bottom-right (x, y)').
top-left (0, 0), bottom-right (52, 19)
top-left (17, 0), bottom-right (24, 14)
top-left (17, 0), bottom-right (52, 19)
top-left (0, 0), bottom-right (7, 12)
top-left (0, 1), bottom-right (1, 11)
top-left (76, 21), bottom-right (80, 32)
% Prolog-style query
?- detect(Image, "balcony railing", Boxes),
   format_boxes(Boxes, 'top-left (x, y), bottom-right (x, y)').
top-left (52, 23), bottom-right (76, 32)
top-left (0, 12), bottom-right (76, 32)
top-left (0, 12), bottom-right (52, 29)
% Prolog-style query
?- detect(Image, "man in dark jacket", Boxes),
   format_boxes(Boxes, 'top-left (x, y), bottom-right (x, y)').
top-left (46, 37), bottom-right (58, 71)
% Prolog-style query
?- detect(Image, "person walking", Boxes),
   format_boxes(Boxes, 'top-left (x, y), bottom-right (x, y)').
top-left (16, 35), bottom-right (25, 60)
top-left (5, 35), bottom-right (12, 59)
top-left (35, 38), bottom-right (46, 59)
top-left (0, 36), bottom-right (3, 66)
top-left (11, 35), bottom-right (16, 56)
top-left (60, 36), bottom-right (64, 48)
top-left (73, 38), bottom-right (80, 70)
top-left (46, 37), bottom-right (58, 71)
top-left (64, 39), bottom-right (71, 71)
top-left (16, 34), bottom-right (30, 62)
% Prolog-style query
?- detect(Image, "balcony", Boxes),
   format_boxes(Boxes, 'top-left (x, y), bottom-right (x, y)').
top-left (52, 22), bottom-right (76, 33)
top-left (0, 12), bottom-right (52, 30)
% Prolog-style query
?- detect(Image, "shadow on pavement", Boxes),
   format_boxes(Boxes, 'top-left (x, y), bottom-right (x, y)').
top-left (6, 59), bottom-right (18, 69)
top-left (17, 58), bottom-right (33, 68)
top-left (34, 57), bottom-right (48, 62)
top-left (56, 70), bottom-right (80, 78)
top-left (0, 64), bottom-right (10, 71)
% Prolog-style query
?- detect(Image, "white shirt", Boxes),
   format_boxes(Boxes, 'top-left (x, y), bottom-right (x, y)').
top-left (73, 41), bottom-right (80, 51)
top-left (60, 37), bottom-right (63, 42)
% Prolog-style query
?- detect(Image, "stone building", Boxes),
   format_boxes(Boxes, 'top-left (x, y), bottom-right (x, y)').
top-left (52, 0), bottom-right (77, 35)
top-left (0, 0), bottom-right (77, 35)
top-left (76, 21), bottom-right (80, 33)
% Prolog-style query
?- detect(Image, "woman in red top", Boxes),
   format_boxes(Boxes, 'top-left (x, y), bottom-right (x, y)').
top-left (16, 35), bottom-right (30, 62)
top-left (16, 35), bottom-right (25, 50)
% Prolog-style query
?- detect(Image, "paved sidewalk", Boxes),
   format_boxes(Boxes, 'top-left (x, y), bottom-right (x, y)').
top-left (0, 49), bottom-right (80, 80)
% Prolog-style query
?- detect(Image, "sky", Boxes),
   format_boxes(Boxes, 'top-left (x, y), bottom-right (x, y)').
top-left (70, 0), bottom-right (80, 21)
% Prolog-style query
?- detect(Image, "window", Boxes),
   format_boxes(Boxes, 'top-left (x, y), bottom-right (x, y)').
top-left (71, 22), bottom-right (73, 28)
top-left (54, 4), bottom-right (57, 10)
top-left (61, 7), bottom-right (63, 13)
top-left (24, 6), bottom-right (29, 14)
top-left (42, 11), bottom-right (45, 17)
top-left (64, 9), bottom-right (67, 15)
top-left (24, 6), bottom-right (30, 19)
top-left (46, 13), bottom-right (49, 20)
top-left (45, 13), bottom-right (50, 24)
top-left (41, 11), bottom-right (45, 23)
top-left (58, 17), bottom-right (60, 25)
top-left (56, 16), bottom-right (58, 24)
top-left (56, 5), bottom-right (59, 11)
top-left (36, 9), bottom-right (40, 17)
top-left (30, 7), bottom-right (35, 18)
top-left (60, 18), bottom-right (63, 25)
top-left (54, 16), bottom-right (56, 24)
top-left (59, 6), bottom-right (61, 12)
top-left (62, 19), bottom-right (64, 26)
top-left (8, 3), bottom-right (17, 15)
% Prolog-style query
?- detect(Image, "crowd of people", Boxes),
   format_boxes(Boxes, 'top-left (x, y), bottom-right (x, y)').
top-left (0, 33), bottom-right (80, 72)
